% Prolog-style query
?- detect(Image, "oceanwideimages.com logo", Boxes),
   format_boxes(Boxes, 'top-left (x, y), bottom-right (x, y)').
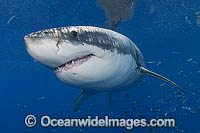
top-left (25, 115), bottom-right (176, 129)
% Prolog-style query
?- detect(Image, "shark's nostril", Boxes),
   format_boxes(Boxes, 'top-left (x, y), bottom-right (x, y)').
top-left (24, 35), bottom-right (29, 41)
top-left (24, 35), bottom-right (30, 49)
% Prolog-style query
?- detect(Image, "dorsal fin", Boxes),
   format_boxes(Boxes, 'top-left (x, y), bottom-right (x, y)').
top-left (139, 66), bottom-right (185, 93)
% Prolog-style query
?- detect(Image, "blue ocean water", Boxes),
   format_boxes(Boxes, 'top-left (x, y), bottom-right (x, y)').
top-left (0, 0), bottom-right (200, 132)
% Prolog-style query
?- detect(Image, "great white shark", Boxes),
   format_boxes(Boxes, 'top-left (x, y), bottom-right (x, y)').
top-left (24, 26), bottom-right (183, 112)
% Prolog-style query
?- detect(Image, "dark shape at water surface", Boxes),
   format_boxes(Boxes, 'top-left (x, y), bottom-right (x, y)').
top-left (98, 0), bottom-right (136, 30)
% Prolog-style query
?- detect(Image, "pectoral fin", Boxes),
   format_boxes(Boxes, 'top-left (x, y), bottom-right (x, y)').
top-left (139, 66), bottom-right (185, 93)
top-left (74, 89), bottom-right (95, 112)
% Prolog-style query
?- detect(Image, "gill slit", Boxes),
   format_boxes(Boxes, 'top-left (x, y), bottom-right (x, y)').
top-left (56, 29), bottom-right (62, 54)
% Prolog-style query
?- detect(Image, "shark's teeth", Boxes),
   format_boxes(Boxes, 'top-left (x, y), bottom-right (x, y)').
top-left (54, 54), bottom-right (94, 73)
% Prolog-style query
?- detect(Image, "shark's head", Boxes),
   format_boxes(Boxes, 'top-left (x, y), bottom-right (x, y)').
top-left (24, 26), bottom-right (139, 90)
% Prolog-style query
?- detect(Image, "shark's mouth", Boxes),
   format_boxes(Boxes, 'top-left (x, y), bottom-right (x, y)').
top-left (54, 54), bottom-right (95, 73)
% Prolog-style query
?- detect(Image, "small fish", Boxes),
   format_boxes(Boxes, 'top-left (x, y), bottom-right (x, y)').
top-left (7, 16), bottom-right (16, 24)
top-left (164, 112), bottom-right (168, 116)
top-left (160, 83), bottom-right (166, 87)
top-left (178, 70), bottom-right (183, 75)
top-left (172, 51), bottom-right (181, 54)
top-left (156, 61), bottom-right (162, 67)
top-left (38, 96), bottom-right (46, 101)
top-left (186, 58), bottom-right (193, 62)
top-left (147, 61), bottom-right (155, 64)
top-left (185, 16), bottom-right (192, 24)
top-left (193, 61), bottom-right (198, 64)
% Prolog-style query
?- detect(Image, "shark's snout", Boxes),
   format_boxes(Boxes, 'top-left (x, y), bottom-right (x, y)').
top-left (24, 36), bottom-right (28, 49)
top-left (24, 32), bottom-right (65, 69)
top-left (24, 33), bottom-right (43, 50)
top-left (24, 35), bottom-right (32, 50)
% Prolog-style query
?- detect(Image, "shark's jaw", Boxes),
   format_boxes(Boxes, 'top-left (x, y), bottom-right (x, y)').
top-left (54, 54), bottom-right (95, 73)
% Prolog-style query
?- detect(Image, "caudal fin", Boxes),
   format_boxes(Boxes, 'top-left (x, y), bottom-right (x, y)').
top-left (139, 66), bottom-right (185, 92)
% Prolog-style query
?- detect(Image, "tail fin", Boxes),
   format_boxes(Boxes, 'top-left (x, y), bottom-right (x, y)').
top-left (139, 66), bottom-right (185, 93)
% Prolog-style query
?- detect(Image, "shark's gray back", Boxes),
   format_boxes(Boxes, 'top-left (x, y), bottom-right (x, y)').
top-left (26, 26), bottom-right (145, 67)
top-left (28, 26), bottom-right (134, 55)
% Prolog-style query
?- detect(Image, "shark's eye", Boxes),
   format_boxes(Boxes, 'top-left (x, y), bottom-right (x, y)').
top-left (72, 31), bottom-right (78, 37)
